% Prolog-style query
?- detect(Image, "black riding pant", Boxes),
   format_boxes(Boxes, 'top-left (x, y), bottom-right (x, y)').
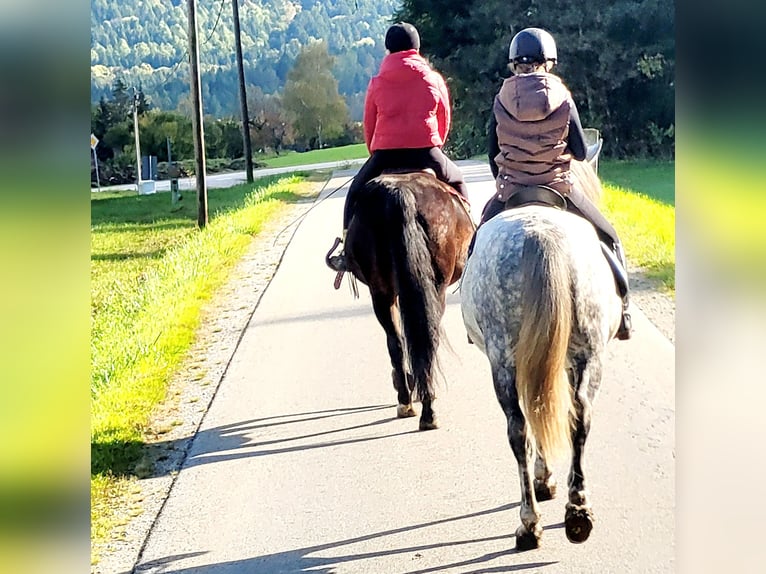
top-left (343, 147), bottom-right (468, 228)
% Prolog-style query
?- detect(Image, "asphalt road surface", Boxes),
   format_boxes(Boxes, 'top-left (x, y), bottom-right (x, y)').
top-left (94, 159), bottom-right (368, 193)
top-left (133, 162), bottom-right (674, 573)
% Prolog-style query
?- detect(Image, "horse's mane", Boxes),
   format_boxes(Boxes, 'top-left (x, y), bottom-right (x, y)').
top-left (570, 160), bottom-right (603, 206)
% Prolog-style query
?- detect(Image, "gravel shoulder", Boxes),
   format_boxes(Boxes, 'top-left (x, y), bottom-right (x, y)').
top-left (627, 269), bottom-right (675, 344)
top-left (92, 195), bottom-right (674, 574)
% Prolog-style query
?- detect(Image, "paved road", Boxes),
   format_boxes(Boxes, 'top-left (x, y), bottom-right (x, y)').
top-left (93, 158), bottom-right (368, 193)
top-left (134, 162), bottom-right (674, 573)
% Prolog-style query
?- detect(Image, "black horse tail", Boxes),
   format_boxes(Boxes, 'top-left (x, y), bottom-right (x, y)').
top-left (515, 231), bottom-right (575, 460)
top-left (382, 183), bottom-right (442, 408)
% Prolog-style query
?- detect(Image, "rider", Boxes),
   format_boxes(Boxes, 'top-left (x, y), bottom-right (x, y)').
top-left (326, 22), bottom-right (469, 273)
top-left (479, 27), bottom-right (632, 340)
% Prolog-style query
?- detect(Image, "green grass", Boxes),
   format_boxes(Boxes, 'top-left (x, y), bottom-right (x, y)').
top-left (259, 143), bottom-right (368, 168)
top-left (600, 159), bottom-right (675, 206)
top-left (599, 160), bottom-right (675, 291)
top-left (91, 174), bottom-right (317, 563)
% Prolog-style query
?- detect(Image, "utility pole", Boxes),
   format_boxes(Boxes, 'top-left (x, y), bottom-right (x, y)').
top-left (187, 0), bottom-right (208, 228)
top-left (133, 87), bottom-right (142, 193)
top-left (232, 0), bottom-right (254, 183)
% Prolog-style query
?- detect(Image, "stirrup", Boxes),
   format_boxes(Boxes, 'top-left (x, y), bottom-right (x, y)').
top-left (616, 311), bottom-right (633, 340)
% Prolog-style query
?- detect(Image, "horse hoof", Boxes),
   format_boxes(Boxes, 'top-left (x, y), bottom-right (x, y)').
top-left (534, 479), bottom-right (557, 501)
top-left (418, 417), bottom-right (439, 431)
top-left (397, 404), bottom-right (416, 418)
top-left (515, 524), bottom-right (541, 551)
top-left (565, 505), bottom-right (594, 544)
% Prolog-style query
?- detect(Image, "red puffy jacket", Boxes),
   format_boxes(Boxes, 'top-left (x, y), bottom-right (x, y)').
top-left (364, 49), bottom-right (451, 152)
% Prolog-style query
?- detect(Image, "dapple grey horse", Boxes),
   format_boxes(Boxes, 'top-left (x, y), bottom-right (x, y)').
top-left (460, 160), bottom-right (622, 550)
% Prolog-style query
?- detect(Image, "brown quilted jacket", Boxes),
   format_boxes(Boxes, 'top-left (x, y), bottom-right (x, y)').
top-left (492, 72), bottom-right (575, 197)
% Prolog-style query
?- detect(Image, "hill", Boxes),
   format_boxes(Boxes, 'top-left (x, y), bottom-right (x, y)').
top-left (91, 0), bottom-right (401, 119)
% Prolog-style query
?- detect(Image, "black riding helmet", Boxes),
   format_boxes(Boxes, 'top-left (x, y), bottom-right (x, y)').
top-left (508, 28), bottom-right (557, 65)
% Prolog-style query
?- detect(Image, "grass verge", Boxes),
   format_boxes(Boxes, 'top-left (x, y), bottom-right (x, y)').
top-left (259, 143), bottom-right (368, 168)
top-left (600, 160), bottom-right (675, 292)
top-left (90, 174), bottom-right (317, 563)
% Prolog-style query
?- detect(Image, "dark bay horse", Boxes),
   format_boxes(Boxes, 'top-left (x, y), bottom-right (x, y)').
top-left (343, 171), bottom-right (474, 430)
top-left (460, 160), bottom-right (622, 550)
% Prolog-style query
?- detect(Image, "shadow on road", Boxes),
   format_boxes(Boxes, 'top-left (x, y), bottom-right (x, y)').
top-left (185, 407), bottom-right (416, 469)
top-left (134, 502), bottom-right (562, 574)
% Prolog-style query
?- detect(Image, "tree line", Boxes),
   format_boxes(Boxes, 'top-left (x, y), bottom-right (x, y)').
top-left (90, 0), bottom-right (398, 118)
top-left (395, 0), bottom-right (674, 159)
top-left (91, 42), bottom-right (356, 185)
top-left (91, 0), bottom-right (673, 181)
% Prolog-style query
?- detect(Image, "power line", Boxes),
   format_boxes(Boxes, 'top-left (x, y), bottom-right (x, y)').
top-left (130, 0), bottom-right (227, 89)
top-left (202, 0), bottom-right (227, 45)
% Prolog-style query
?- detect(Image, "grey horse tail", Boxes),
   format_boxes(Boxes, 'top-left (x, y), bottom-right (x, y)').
top-left (386, 184), bottom-right (442, 404)
top-left (515, 231), bottom-right (575, 460)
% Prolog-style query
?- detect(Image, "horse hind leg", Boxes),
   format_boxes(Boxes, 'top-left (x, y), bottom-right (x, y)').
top-left (534, 450), bottom-right (557, 501)
top-left (493, 363), bottom-right (543, 550)
top-left (417, 386), bottom-right (438, 431)
top-left (371, 294), bottom-right (415, 418)
top-left (416, 286), bottom-right (448, 431)
top-left (565, 359), bottom-right (601, 544)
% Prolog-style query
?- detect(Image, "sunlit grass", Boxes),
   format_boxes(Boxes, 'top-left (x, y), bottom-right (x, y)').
top-left (260, 143), bottom-right (368, 168)
top-left (602, 185), bottom-right (675, 291)
top-left (599, 160), bottom-right (675, 293)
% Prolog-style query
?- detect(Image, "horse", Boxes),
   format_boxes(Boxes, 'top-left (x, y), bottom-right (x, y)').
top-left (340, 171), bottom-right (474, 431)
top-left (460, 159), bottom-right (622, 550)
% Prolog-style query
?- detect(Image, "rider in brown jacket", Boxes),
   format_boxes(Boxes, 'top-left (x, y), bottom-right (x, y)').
top-left (479, 28), bottom-right (632, 340)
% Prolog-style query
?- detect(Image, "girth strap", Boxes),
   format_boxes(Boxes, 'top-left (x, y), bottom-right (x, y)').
top-left (504, 185), bottom-right (567, 211)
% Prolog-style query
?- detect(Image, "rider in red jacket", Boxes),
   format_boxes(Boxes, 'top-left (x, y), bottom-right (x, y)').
top-left (326, 23), bottom-right (468, 273)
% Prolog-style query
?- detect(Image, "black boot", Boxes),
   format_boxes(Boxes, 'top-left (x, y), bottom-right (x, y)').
top-left (325, 235), bottom-right (348, 272)
top-left (327, 253), bottom-right (347, 273)
top-left (612, 242), bottom-right (632, 340)
top-left (616, 299), bottom-right (633, 340)
top-left (600, 241), bottom-right (633, 340)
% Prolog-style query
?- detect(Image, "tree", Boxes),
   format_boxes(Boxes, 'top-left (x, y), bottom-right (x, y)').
top-left (282, 41), bottom-right (350, 149)
top-left (395, 0), bottom-right (674, 159)
top-left (247, 87), bottom-right (294, 154)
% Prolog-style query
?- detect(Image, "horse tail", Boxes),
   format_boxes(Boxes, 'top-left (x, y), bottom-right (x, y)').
top-left (515, 231), bottom-right (574, 460)
top-left (385, 184), bottom-right (442, 404)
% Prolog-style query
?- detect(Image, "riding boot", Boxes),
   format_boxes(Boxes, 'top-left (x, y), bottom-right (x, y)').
top-left (612, 242), bottom-right (633, 340)
top-left (326, 230), bottom-right (348, 272)
top-left (600, 241), bottom-right (632, 340)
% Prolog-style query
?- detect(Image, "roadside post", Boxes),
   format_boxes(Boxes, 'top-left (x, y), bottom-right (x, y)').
top-left (169, 163), bottom-right (182, 205)
top-left (91, 133), bottom-right (101, 191)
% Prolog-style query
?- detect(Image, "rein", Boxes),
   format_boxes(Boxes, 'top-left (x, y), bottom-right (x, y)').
top-left (271, 173), bottom-right (354, 246)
